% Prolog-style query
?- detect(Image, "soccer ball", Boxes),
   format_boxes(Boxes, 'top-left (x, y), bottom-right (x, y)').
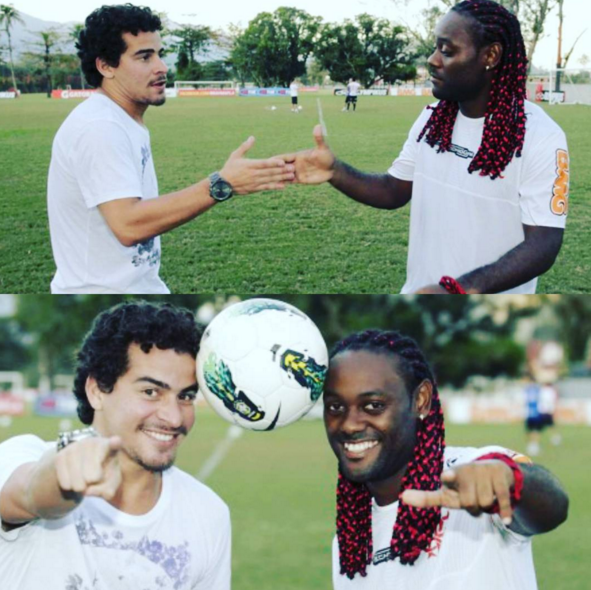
top-left (196, 298), bottom-right (328, 431)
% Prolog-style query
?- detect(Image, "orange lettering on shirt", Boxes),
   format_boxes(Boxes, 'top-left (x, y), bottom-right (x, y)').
top-left (550, 149), bottom-right (569, 216)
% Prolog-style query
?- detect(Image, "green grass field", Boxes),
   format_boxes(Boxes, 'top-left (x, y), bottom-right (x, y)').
top-left (0, 93), bottom-right (589, 293)
top-left (1, 409), bottom-right (589, 589)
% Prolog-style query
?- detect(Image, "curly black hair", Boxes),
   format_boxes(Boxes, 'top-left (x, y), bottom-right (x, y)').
top-left (73, 301), bottom-right (200, 425)
top-left (76, 4), bottom-right (162, 88)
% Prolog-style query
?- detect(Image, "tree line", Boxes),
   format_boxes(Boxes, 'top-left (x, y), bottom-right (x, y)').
top-left (0, 296), bottom-right (589, 393)
top-left (1, 2), bottom-right (586, 95)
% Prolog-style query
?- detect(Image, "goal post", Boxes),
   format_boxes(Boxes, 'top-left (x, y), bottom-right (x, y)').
top-left (528, 69), bottom-right (591, 105)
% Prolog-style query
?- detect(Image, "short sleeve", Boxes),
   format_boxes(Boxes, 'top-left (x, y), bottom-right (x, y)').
top-left (0, 435), bottom-right (49, 495)
top-left (519, 130), bottom-right (569, 228)
top-left (70, 121), bottom-right (144, 209)
top-left (0, 435), bottom-right (50, 532)
top-left (195, 502), bottom-right (231, 590)
top-left (388, 106), bottom-right (434, 181)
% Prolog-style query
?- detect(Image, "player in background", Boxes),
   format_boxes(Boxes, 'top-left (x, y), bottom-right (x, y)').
top-left (524, 375), bottom-right (543, 456)
top-left (538, 382), bottom-right (562, 446)
top-left (0, 301), bottom-right (231, 590)
top-left (290, 79), bottom-right (300, 113)
top-left (48, 4), bottom-right (295, 294)
top-left (282, 0), bottom-right (569, 294)
top-left (323, 329), bottom-right (569, 589)
top-left (343, 78), bottom-right (361, 112)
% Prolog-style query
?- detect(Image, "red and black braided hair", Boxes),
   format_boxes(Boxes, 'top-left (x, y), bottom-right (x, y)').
top-left (330, 330), bottom-right (446, 579)
top-left (418, 0), bottom-right (528, 179)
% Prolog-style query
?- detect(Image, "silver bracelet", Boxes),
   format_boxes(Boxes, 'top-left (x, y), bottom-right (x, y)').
top-left (56, 427), bottom-right (98, 451)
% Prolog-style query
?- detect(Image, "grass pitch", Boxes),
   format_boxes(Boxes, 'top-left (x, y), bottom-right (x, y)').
top-left (0, 93), bottom-right (589, 293)
top-left (1, 409), bottom-right (589, 589)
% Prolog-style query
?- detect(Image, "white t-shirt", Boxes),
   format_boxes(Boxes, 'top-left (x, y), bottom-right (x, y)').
top-left (332, 446), bottom-right (536, 590)
top-left (0, 435), bottom-right (230, 590)
top-left (347, 82), bottom-right (361, 97)
top-left (290, 82), bottom-right (299, 97)
top-left (47, 93), bottom-right (170, 294)
top-left (389, 101), bottom-right (569, 294)
top-left (538, 385), bottom-right (558, 414)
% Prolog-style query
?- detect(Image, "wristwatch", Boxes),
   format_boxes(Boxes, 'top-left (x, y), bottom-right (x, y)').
top-left (57, 427), bottom-right (98, 451)
top-left (209, 172), bottom-right (234, 202)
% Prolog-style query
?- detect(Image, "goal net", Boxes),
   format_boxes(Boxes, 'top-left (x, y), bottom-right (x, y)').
top-left (528, 69), bottom-right (591, 105)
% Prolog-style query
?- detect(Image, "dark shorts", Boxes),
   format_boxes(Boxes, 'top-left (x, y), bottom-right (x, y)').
top-left (291, 96), bottom-right (298, 105)
top-left (540, 413), bottom-right (555, 427)
top-left (346, 95), bottom-right (358, 103)
top-left (526, 416), bottom-right (551, 431)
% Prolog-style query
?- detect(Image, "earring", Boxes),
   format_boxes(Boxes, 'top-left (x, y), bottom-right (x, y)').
top-left (419, 414), bottom-right (425, 420)
top-left (486, 65), bottom-right (491, 71)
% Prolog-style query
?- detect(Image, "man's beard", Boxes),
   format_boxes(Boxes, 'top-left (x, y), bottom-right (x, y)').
top-left (142, 95), bottom-right (166, 107)
top-left (133, 453), bottom-right (175, 473)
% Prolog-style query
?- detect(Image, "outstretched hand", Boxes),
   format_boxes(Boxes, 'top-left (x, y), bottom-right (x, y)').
top-left (277, 125), bottom-right (336, 185)
top-left (401, 460), bottom-right (516, 525)
top-left (219, 136), bottom-right (296, 195)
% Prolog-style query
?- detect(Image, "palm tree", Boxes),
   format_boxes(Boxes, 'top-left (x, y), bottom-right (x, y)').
top-left (32, 29), bottom-right (61, 97)
top-left (0, 4), bottom-right (24, 94)
top-left (69, 23), bottom-right (85, 89)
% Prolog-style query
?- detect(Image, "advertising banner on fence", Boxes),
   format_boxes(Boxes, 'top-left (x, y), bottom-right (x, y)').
top-left (0, 393), bottom-right (25, 416)
top-left (52, 89), bottom-right (96, 99)
top-left (390, 87), bottom-right (433, 97)
top-left (239, 87), bottom-right (288, 97)
top-left (178, 88), bottom-right (236, 97)
top-left (34, 392), bottom-right (78, 417)
top-left (334, 87), bottom-right (389, 96)
top-left (239, 86), bottom-right (318, 97)
top-left (0, 91), bottom-right (17, 99)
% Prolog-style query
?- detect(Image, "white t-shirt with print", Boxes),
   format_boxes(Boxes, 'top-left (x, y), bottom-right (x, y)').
top-left (389, 101), bottom-right (569, 294)
top-left (47, 92), bottom-right (170, 294)
top-left (0, 435), bottom-right (230, 590)
top-left (332, 446), bottom-right (537, 590)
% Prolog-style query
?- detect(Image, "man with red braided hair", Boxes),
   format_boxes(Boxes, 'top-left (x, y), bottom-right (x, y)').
top-left (323, 329), bottom-right (568, 589)
top-left (285, 0), bottom-right (569, 294)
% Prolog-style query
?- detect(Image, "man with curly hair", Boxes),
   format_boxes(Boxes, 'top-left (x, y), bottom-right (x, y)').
top-left (0, 301), bottom-right (231, 590)
top-left (284, 0), bottom-right (569, 294)
top-left (48, 4), bottom-right (294, 294)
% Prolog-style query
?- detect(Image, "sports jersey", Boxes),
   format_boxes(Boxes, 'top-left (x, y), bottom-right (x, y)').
top-left (290, 83), bottom-right (299, 97)
top-left (0, 435), bottom-right (230, 590)
top-left (389, 101), bottom-right (569, 294)
top-left (47, 92), bottom-right (170, 294)
top-left (347, 82), bottom-right (361, 97)
top-left (332, 446), bottom-right (536, 590)
top-left (538, 385), bottom-right (558, 414)
top-left (525, 384), bottom-right (541, 419)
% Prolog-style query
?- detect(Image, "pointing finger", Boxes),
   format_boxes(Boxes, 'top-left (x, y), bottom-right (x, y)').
top-left (401, 489), bottom-right (446, 508)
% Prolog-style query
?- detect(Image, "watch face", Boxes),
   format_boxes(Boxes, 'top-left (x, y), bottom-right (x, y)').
top-left (212, 178), bottom-right (233, 201)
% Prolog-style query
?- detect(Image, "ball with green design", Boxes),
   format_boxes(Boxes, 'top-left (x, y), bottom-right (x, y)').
top-left (196, 298), bottom-right (329, 431)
